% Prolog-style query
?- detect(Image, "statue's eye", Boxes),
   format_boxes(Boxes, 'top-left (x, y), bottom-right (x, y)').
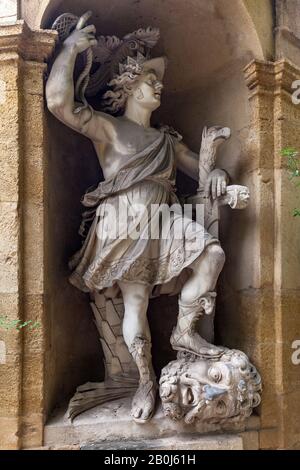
top-left (208, 367), bottom-right (222, 383)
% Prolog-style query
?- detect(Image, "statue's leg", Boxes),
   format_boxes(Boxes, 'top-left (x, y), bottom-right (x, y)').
top-left (117, 281), bottom-right (157, 424)
top-left (171, 244), bottom-right (226, 357)
top-left (181, 243), bottom-right (225, 302)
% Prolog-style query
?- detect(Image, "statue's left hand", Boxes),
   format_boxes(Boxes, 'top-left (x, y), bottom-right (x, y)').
top-left (205, 169), bottom-right (228, 200)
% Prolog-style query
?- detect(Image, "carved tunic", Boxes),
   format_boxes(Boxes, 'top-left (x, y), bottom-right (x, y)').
top-left (69, 128), bottom-right (218, 296)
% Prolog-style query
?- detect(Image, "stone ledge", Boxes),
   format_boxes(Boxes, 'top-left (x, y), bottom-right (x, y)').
top-left (82, 434), bottom-right (245, 451)
top-left (44, 397), bottom-right (260, 449)
top-left (27, 434), bottom-right (250, 450)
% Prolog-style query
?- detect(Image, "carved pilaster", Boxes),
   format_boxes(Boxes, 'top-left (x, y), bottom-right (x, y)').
top-left (244, 59), bottom-right (300, 449)
top-left (0, 20), bottom-right (56, 450)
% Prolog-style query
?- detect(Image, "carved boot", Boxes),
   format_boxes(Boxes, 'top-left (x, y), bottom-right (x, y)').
top-left (170, 293), bottom-right (225, 358)
top-left (129, 336), bottom-right (157, 424)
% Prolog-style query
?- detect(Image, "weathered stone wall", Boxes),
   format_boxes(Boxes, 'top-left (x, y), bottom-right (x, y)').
top-left (44, 111), bottom-right (104, 417)
top-left (276, 0), bottom-right (300, 67)
top-left (272, 60), bottom-right (300, 449)
top-left (0, 21), bottom-right (56, 449)
top-left (0, 24), bottom-right (23, 449)
top-left (244, 0), bottom-right (275, 60)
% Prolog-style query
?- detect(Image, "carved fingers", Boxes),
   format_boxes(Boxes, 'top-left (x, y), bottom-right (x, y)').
top-left (221, 180), bottom-right (227, 195)
top-left (82, 24), bottom-right (97, 35)
top-left (217, 177), bottom-right (226, 198)
top-left (212, 177), bottom-right (218, 200)
top-left (205, 170), bottom-right (228, 200)
top-left (64, 25), bottom-right (98, 53)
top-left (76, 11), bottom-right (93, 31)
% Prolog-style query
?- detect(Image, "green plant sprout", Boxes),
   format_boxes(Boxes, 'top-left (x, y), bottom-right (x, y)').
top-left (282, 147), bottom-right (300, 217)
top-left (0, 316), bottom-right (41, 331)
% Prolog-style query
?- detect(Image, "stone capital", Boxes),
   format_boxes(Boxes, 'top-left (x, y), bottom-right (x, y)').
top-left (0, 20), bottom-right (57, 63)
top-left (244, 59), bottom-right (300, 96)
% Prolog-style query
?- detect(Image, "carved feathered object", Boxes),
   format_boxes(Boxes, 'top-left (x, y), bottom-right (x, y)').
top-left (51, 10), bottom-right (160, 105)
top-left (86, 27), bottom-right (160, 96)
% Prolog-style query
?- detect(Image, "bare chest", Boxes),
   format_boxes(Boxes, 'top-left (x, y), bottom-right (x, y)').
top-left (93, 124), bottom-right (161, 179)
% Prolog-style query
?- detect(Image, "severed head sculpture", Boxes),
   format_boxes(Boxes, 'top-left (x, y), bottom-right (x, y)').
top-left (159, 349), bottom-right (262, 425)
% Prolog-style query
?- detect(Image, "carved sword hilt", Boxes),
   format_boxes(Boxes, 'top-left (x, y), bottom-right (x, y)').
top-left (198, 125), bottom-right (231, 195)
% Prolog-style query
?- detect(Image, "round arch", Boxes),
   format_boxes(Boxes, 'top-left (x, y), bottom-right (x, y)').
top-left (24, 0), bottom-right (265, 67)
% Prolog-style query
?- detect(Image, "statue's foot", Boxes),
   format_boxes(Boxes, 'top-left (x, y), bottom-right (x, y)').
top-left (131, 379), bottom-right (157, 424)
top-left (170, 328), bottom-right (225, 359)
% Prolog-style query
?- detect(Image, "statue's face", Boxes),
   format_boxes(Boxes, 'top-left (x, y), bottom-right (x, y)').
top-left (238, 187), bottom-right (250, 208)
top-left (131, 71), bottom-right (163, 111)
top-left (159, 353), bottom-right (261, 424)
top-left (227, 186), bottom-right (250, 209)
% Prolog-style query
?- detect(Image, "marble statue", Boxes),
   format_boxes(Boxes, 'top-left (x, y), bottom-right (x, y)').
top-left (46, 12), bottom-right (261, 425)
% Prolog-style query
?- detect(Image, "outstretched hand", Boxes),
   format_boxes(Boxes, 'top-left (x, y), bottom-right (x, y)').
top-left (205, 169), bottom-right (229, 200)
top-left (64, 25), bottom-right (98, 54)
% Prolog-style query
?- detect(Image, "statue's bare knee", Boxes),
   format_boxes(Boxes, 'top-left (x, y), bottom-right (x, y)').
top-left (208, 243), bottom-right (225, 261)
top-left (191, 243), bottom-right (225, 276)
top-left (181, 244), bottom-right (225, 303)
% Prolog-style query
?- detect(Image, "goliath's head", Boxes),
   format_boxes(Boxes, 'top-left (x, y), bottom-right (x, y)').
top-left (159, 349), bottom-right (261, 425)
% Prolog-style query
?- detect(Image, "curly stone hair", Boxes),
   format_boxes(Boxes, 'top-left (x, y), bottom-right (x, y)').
top-left (101, 63), bottom-right (143, 115)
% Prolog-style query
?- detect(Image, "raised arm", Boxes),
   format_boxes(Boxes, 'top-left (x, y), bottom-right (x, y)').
top-left (46, 26), bottom-right (117, 143)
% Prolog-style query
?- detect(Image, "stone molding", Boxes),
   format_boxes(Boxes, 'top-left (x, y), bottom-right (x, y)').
top-left (244, 59), bottom-right (300, 96)
top-left (0, 20), bottom-right (57, 62)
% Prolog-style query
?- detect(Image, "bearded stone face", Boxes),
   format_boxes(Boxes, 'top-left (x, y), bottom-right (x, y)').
top-left (159, 350), bottom-right (261, 425)
top-left (226, 185), bottom-right (250, 209)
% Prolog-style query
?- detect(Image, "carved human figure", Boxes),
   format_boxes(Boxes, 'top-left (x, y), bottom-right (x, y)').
top-left (46, 22), bottom-right (230, 423)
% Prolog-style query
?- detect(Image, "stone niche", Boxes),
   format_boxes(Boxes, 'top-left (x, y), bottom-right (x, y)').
top-left (23, 0), bottom-right (273, 446)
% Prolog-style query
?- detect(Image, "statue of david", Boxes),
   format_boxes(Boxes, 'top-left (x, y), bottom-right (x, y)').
top-left (46, 21), bottom-right (229, 423)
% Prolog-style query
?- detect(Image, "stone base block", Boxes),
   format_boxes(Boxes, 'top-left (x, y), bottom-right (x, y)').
top-left (82, 435), bottom-right (244, 451)
top-left (44, 397), bottom-right (260, 450)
